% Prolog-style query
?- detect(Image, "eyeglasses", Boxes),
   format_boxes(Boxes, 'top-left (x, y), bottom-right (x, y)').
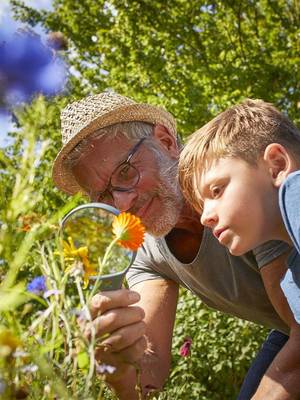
top-left (90, 137), bottom-right (146, 204)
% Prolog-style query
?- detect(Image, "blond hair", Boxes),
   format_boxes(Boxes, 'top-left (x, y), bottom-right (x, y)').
top-left (179, 99), bottom-right (300, 213)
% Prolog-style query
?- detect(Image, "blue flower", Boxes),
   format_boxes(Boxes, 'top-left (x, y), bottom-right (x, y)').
top-left (0, 27), bottom-right (67, 111)
top-left (27, 276), bottom-right (47, 295)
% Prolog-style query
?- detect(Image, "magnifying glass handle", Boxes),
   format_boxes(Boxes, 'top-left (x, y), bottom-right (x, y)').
top-left (90, 270), bottom-right (127, 291)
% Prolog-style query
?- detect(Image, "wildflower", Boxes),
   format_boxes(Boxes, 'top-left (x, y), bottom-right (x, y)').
top-left (21, 224), bottom-right (31, 232)
top-left (179, 336), bottom-right (192, 357)
top-left (44, 384), bottom-right (51, 395)
top-left (13, 350), bottom-right (29, 358)
top-left (18, 213), bottom-right (42, 232)
top-left (112, 212), bottom-right (145, 251)
top-left (27, 276), bottom-right (47, 295)
top-left (21, 364), bottom-right (38, 373)
top-left (43, 289), bottom-right (62, 299)
top-left (76, 306), bottom-right (90, 321)
top-left (0, 27), bottom-right (66, 111)
top-left (62, 237), bottom-right (97, 287)
top-left (0, 329), bottom-right (21, 357)
top-left (96, 363), bottom-right (116, 374)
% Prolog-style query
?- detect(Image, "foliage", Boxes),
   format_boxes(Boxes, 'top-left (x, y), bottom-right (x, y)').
top-left (10, 0), bottom-right (300, 136)
top-left (160, 289), bottom-right (267, 400)
top-left (0, 124), bottom-right (145, 398)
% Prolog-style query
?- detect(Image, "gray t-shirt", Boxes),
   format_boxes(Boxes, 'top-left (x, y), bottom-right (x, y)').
top-left (127, 228), bottom-right (290, 334)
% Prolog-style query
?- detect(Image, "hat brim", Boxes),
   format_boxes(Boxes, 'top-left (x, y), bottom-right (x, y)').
top-left (52, 103), bottom-right (176, 195)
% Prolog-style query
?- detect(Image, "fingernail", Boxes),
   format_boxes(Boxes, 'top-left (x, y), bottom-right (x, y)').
top-left (92, 296), bottom-right (101, 308)
top-left (128, 292), bottom-right (140, 302)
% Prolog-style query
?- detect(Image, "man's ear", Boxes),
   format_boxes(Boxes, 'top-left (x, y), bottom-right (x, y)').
top-left (153, 124), bottom-right (179, 157)
top-left (263, 143), bottom-right (296, 187)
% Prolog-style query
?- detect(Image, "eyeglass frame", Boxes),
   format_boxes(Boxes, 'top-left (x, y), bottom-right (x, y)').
top-left (89, 137), bottom-right (146, 203)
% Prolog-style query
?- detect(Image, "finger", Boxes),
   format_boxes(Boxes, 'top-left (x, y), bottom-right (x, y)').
top-left (95, 335), bottom-right (147, 366)
top-left (100, 320), bottom-right (146, 352)
top-left (85, 306), bottom-right (145, 338)
top-left (118, 336), bottom-right (148, 364)
top-left (90, 289), bottom-right (140, 319)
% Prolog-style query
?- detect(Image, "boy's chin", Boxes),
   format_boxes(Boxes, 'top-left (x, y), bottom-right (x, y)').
top-left (228, 244), bottom-right (249, 257)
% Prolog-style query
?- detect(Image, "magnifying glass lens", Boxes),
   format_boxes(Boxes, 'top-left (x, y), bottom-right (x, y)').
top-left (62, 207), bottom-right (133, 276)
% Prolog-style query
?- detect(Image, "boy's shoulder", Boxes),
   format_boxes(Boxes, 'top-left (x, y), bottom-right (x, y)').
top-left (253, 240), bottom-right (291, 269)
top-left (279, 170), bottom-right (300, 254)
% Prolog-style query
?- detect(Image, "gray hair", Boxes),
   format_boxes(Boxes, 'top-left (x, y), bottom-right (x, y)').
top-left (65, 121), bottom-right (154, 168)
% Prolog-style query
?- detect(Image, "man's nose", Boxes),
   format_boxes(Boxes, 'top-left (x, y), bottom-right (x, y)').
top-left (112, 190), bottom-right (138, 212)
top-left (200, 203), bottom-right (218, 228)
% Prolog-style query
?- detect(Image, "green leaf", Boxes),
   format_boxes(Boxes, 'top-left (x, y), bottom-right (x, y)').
top-left (77, 351), bottom-right (89, 369)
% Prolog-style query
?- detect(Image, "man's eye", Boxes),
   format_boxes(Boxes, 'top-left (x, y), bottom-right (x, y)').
top-left (119, 164), bottom-right (130, 178)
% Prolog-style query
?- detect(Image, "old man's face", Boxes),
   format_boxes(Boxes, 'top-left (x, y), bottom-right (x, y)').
top-left (71, 134), bottom-right (184, 237)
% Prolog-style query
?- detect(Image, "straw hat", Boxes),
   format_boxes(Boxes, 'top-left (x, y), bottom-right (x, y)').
top-left (52, 91), bottom-right (177, 195)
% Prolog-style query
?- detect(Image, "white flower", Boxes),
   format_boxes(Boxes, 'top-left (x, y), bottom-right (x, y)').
top-left (96, 363), bottom-right (116, 374)
top-left (21, 364), bottom-right (38, 373)
top-left (43, 289), bottom-right (62, 298)
top-left (13, 350), bottom-right (29, 358)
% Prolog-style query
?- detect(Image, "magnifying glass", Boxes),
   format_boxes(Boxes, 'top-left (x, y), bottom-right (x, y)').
top-left (60, 203), bottom-right (137, 291)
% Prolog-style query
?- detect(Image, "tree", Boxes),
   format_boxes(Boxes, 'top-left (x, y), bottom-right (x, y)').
top-left (11, 0), bottom-right (300, 138)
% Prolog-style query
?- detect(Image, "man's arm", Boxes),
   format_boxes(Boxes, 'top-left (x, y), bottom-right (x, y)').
top-left (253, 252), bottom-right (300, 399)
top-left (88, 279), bottom-right (179, 399)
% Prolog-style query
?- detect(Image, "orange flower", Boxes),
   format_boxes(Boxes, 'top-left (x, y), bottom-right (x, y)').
top-left (112, 212), bottom-right (145, 251)
top-left (22, 224), bottom-right (31, 232)
top-left (19, 213), bottom-right (43, 232)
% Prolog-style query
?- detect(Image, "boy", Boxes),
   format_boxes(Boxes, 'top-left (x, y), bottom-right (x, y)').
top-left (179, 99), bottom-right (300, 323)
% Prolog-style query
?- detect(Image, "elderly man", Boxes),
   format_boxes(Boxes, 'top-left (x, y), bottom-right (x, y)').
top-left (53, 92), bottom-right (298, 400)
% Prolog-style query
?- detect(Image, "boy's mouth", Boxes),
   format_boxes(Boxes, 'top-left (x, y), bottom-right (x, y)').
top-left (213, 227), bottom-right (227, 241)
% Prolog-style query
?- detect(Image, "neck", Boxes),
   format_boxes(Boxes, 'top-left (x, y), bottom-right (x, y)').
top-left (174, 200), bottom-right (203, 234)
top-left (165, 200), bottom-right (203, 263)
top-left (276, 224), bottom-right (294, 246)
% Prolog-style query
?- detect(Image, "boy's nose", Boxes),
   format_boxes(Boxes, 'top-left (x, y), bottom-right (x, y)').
top-left (112, 190), bottom-right (138, 212)
top-left (200, 204), bottom-right (218, 228)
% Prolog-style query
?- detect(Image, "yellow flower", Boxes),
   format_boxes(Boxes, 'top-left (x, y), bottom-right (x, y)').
top-left (0, 329), bottom-right (21, 357)
top-left (62, 237), bottom-right (97, 288)
top-left (112, 212), bottom-right (145, 251)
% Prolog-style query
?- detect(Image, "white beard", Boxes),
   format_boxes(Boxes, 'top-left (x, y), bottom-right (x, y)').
top-left (143, 157), bottom-right (184, 237)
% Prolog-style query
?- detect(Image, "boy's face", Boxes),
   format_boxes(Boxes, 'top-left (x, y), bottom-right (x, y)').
top-left (198, 157), bottom-right (284, 256)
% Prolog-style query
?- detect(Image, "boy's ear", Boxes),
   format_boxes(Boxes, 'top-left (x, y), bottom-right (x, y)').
top-left (153, 124), bottom-right (179, 158)
top-left (263, 143), bottom-right (295, 187)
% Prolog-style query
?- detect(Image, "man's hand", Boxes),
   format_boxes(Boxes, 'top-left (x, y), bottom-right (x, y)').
top-left (83, 289), bottom-right (147, 381)
top-left (80, 279), bottom-right (178, 400)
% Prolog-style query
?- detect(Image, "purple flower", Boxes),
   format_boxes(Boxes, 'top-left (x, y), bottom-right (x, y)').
top-left (96, 363), bottom-right (116, 374)
top-left (27, 276), bottom-right (47, 295)
top-left (179, 337), bottom-right (192, 357)
top-left (0, 27), bottom-right (67, 111)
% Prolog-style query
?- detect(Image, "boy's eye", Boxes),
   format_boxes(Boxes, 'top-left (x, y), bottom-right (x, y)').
top-left (211, 186), bottom-right (222, 198)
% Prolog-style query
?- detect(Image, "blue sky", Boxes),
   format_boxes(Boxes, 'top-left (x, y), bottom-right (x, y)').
top-left (0, 0), bottom-right (53, 147)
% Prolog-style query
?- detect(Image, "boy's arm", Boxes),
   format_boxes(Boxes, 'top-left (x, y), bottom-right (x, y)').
top-left (254, 252), bottom-right (300, 399)
top-left (93, 279), bottom-right (179, 399)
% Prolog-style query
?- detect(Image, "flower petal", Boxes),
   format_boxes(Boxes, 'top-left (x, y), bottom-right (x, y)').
top-left (112, 212), bottom-right (145, 251)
